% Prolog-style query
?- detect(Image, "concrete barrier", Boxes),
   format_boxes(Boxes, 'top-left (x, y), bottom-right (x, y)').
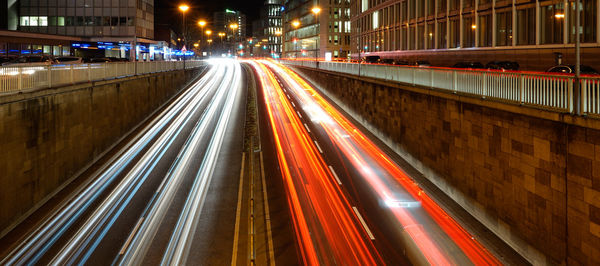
top-left (0, 67), bottom-right (205, 236)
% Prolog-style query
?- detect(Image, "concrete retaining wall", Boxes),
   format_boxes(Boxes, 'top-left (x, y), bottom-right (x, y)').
top-left (295, 67), bottom-right (600, 265)
top-left (0, 68), bottom-right (204, 235)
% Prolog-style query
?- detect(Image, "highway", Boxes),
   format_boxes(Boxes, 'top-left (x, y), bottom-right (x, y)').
top-left (0, 59), bottom-right (247, 265)
top-left (251, 60), bottom-right (523, 265)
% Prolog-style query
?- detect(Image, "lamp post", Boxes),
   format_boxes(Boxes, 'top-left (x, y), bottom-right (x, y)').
top-left (204, 29), bottom-right (212, 57)
top-left (178, 4), bottom-right (190, 68)
top-left (311, 6), bottom-right (321, 62)
top-left (292, 20), bottom-right (300, 59)
top-left (575, 0), bottom-right (582, 115)
top-left (198, 19), bottom-right (206, 55)
top-left (229, 23), bottom-right (239, 55)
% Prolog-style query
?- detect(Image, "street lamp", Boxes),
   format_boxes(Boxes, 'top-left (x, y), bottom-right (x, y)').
top-left (178, 4), bottom-right (190, 68)
top-left (292, 20), bottom-right (300, 58)
top-left (205, 30), bottom-right (212, 36)
top-left (312, 6), bottom-right (321, 62)
top-left (229, 23), bottom-right (239, 54)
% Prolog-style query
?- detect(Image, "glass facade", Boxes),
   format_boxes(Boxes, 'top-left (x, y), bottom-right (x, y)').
top-left (351, 0), bottom-right (599, 54)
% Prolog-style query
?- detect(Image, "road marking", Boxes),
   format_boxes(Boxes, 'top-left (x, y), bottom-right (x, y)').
top-left (286, 94), bottom-right (290, 99)
top-left (296, 111), bottom-right (302, 118)
top-left (314, 140), bottom-right (323, 154)
top-left (260, 152), bottom-right (276, 266)
top-left (120, 217), bottom-right (144, 255)
top-left (328, 166), bottom-right (342, 185)
top-left (291, 102), bottom-right (296, 108)
top-left (303, 123), bottom-right (311, 133)
top-left (352, 207), bottom-right (375, 240)
top-left (231, 152), bottom-right (246, 266)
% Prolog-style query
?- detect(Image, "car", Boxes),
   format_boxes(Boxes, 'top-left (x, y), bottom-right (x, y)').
top-left (56, 56), bottom-right (83, 64)
top-left (363, 55), bottom-right (381, 64)
top-left (2, 55), bottom-right (57, 66)
top-left (546, 65), bottom-right (599, 75)
top-left (486, 61), bottom-right (520, 71)
top-left (393, 60), bottom-right (410, 65)
top-left (452, 61), bottom-right (485, 69)
top-left (380, 58), bottom-right (395, 65)
top-left (414, 60), bottom-right (431, 67)
top-left (0, 56), bottom-right (17, 64)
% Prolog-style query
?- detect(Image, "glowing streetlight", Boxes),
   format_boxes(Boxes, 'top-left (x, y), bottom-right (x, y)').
top-left (229, 23), bottom-right (239, 30)
top-left (275, 30), bottom-right (282, 36)
top-left (178, 4), bottom-right (189, 12)
top-left (205, 29), bottom-right (212, 36)
top-left (311, 7), bottom-right (321, 14)
top-left (471, 24), bottom-right (477, 29)
top-left (555, 13), bottom-right (565, 19)
top-left (292, 20), bottom-right (300, 28)
top-left (193, 43), bottom-right (199, 47)
top-left (198, 20), bottom-right (206, 27)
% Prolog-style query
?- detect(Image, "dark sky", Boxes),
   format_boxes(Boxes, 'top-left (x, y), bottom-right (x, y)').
top-left (155, 0), bottom-right (263, 31)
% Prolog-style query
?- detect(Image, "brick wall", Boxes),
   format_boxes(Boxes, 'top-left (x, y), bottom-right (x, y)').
top-left (296, 67), bottom-right (600, 265)
top-left (0, 68), bottom-right (203, 235)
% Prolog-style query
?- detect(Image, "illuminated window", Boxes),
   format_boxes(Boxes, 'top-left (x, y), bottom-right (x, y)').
top-left (20, 16), bottom-right (30, 26)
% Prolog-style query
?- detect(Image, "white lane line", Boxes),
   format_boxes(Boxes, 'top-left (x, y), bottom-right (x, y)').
top-left (120, 217), bottom-right (145, 255)
top-left (313, 140), bottom-right (323, 154)
top-left (303, 123), bottom-right (311, 133)
top-left (328, 166), bottom-right (342, 185)
top-left (296, 111), bottom-right (303, 118)
top-left (291, 102), bottom-right (296, 108)
top-left (352, 207), bottom-right (375, 240)
top-left (286, 94), bottom-right (291, 99)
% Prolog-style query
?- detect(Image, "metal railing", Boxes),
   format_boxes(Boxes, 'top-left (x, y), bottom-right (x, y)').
top-left (0, 60), bottom-right (205, 93)
top-left (283, 60), bottom-right (600, 117)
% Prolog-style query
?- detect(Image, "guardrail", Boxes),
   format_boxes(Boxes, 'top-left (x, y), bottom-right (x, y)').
top-left (0, 60), bottom-right (205, 93)
top-left (282, 60), bottom-right (600, 117)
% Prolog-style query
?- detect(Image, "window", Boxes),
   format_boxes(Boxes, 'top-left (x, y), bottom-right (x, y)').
top-left (438, 0), bottom-right (447, 13)
top-left (39, 16), bottom-right (48, 26)
top-left (496, 10), bottom-right (512, 46)
top-left (463, 16), bottom-right (475, 47)
top-left (568, 0), bottom-right (596, 43)
top-left (450, 0), bottom-right (460, 11)
top-left (540, 2), bottom-right (565, 44)
top-left (20, 16), bottom-right (30, 26)
top-left (427, 23), bottom-right (435, 49)
top-left (517, 7), bottom-right (536, 45)
top-left (438, 20), bottom-right (447, 48)
top-left (417, 24), bottom-right (425, 49)
top-left (449, 18), bottom-right (459, 48)
top-left (478, 13), bottom-right (492, 47)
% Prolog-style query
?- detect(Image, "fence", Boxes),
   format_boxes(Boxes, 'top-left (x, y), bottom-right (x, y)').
top-left (283, 60), bottom-right (600, 117)
top-left (0, 60), bottom-right (205, 93)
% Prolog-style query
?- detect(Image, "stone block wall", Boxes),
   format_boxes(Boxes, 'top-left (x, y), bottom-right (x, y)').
top-left (295, 67), bottom-right (600, 265)
top-left (0, 68), bottom-right (203, 235)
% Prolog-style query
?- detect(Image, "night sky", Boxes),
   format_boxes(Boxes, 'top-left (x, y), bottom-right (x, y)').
top-left (155, 0), bottom-right (263, 33)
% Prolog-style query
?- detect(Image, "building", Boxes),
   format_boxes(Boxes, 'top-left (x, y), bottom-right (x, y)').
top-left (351, 0), bottom-right (599, 70)
top-left (283, 0), bottom-right (351, 59)
top-left (1, 0), bottom-right (155, 60)
top-left (252, 0), bottom-right (284, 58)
top-left (213, 9), bottom-right (247, 55)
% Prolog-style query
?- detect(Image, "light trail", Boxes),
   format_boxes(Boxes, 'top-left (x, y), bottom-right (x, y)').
top-left (1, 59), bottom-right (241, 265)
top-left (261, 60), bottom-right (501, 265)
top-left (250, 61), bottom-right (383, 265)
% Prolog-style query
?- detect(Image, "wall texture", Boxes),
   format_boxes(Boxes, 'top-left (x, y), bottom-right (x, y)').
top-left (0, 68), bottom-right (203, 235)
top-left (295, 67), bottom-right (600, 265)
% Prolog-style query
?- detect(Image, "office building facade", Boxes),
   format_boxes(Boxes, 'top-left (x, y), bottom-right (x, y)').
top-left (253, 0), bottom-right (284, 57)
top-left (283, 0), bottom-right (351, 59)
top-left (351, 0), bottom-right (599, 70)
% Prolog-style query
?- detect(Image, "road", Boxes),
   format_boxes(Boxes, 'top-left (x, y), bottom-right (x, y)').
top-left (0, 59), bottom-right (247, 265)
top-left (251, 60), bottom-right (527, 265)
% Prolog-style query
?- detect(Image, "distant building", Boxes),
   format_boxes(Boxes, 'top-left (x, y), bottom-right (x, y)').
top-left (1, 0), bottom-right (156, 60)
top-left (351, 0), bottom-right (600, 70)
top-left (282, 0), bottom-right (351, 59)
top-left (252, 0), bottom-right (284, 58)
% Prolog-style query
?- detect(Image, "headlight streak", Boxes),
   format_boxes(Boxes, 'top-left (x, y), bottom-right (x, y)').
top-left (50, 61), bottom-right (232, 264)
top-left (265, 60), bottom-right (500, 265)
top-left (159, 60), bottom-right (242, 265)
top-left (117, 60), bottom-right (240, 265)
top-left (249, 61), bottom-right (382, 266)
top-left (1, 64), bottom-right (221, 265)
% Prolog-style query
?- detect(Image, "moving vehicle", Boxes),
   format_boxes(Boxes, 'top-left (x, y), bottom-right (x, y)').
top-left (546, 65), bottom-right (599, 75)
top-left (363, 55), bottom-right (381, 64)
top-left (486, 61), bottom-right (520, 71)
top-left (452, 61), bottom-right (485, 69)
top-left (56, 56), bottom-right (83, 64)
top-left (2, 55), bottom-right (57, 66)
